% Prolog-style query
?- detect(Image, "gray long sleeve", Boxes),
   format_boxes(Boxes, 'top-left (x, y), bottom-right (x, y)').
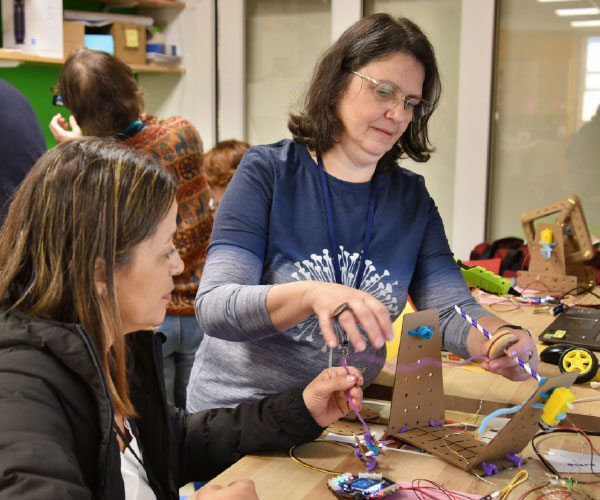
top-left (194, 244), bottom-right (278, 341)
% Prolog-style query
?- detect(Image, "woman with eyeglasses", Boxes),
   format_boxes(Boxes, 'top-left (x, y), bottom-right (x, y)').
top-left (187, 13), bottom-right (539, 413)
top-left (0, 137), bottom-right (363, 499)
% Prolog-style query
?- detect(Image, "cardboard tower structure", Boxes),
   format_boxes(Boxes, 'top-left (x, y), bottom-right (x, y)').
top-left (517, 195), bottom-right (595, 293)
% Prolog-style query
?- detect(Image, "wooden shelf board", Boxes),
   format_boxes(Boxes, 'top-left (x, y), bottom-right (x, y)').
top-left (87, 0), bottom-right (185, 9)
top-left (0, 49), bottom-right (185, 73)
top-left (0, 49), bottom-right (63, 65)
top-left (129, 63), bottom-right (185, 73)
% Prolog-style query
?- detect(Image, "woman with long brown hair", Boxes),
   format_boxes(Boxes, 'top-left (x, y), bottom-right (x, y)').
top-left (0, 137), bottom-right (363, 499)
top-left (49, 49), bottom-right (211, 410)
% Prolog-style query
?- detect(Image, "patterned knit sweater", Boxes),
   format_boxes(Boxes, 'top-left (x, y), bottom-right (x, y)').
top-left (123, 114), bottom-right (212, 315)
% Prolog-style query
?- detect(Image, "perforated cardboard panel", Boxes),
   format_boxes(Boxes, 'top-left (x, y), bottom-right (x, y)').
top-left (387, 310), bottom-right (444, 434)
top-left (528, 223), bottom-right (567, 276)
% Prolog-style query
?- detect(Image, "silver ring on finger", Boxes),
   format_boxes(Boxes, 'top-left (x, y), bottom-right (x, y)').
top-left (332, 302), bottom-right (352, 320)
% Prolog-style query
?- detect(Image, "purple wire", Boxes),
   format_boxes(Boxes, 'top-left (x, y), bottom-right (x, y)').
top-left (341, 357), bottom-right (372, 434)
top-left (345, 352), bottom-right (488, 371)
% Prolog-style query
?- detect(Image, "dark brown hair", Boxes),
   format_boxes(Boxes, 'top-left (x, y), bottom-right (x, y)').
top-left (204, 139), bottom-right (250, 188)
top-left (0, 137), bottom-right (176, 417)
top-left (288, 13), bottom-right (441, 171)
top-left (58, 49), bottom-right (144, 137)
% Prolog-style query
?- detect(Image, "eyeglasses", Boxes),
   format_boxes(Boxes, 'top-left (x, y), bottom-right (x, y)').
top-left (351, 71), bottom-right (429, 121)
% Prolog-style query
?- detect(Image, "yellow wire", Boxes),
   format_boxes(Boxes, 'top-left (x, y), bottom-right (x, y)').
top-left (288, 440), bottom-right (353, 475)
top-left (498, 470), bottom-right (528, 500)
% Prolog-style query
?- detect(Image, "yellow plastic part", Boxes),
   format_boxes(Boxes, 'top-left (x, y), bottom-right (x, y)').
top-left (540, 228), bottom-right (554, 244)
top-left (386, 301), bottom-right (415, 361)
top-left (561, 349), bottom-right (594, 375)
top-left (540, 387), bottom-right (576, 427)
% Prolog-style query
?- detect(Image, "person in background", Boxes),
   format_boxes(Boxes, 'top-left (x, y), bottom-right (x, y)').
top-left (0, 78), bottom-right (46, 223)
top-left (204, 139), bottom-right (250, 210)
top-left (187, 13), bottom-right (538, 413)
top-left (0, 137), bottom-right (364, 499)
top-left (49, 49), bottom-right (211, 408)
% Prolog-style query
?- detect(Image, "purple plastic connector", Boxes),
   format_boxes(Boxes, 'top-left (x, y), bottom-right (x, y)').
top-left (428, 419), bottom-right (444, 427)
top-left (481, 462), bottom-right (499, 476)
top-left (399, 424), bottom-right (407, 433)
top-left (505, 453), bottom-right (522, 467)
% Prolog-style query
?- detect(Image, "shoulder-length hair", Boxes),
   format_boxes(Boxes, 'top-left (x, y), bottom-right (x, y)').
top-left (0, 138), bottom-right (176, 417)
top-left (204, 139), bottom-right (251, 188)
top-left (288, 13), bottom-right (441, 171)
top-left (58, 49), bottom-right (144, 137)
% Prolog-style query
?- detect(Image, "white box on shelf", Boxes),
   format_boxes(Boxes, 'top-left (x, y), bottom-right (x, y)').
top-left (2, 0), bottom-right (63, 58)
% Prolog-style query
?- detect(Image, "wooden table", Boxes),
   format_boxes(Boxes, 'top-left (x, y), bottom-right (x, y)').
top-left (207, 291), bottom-right (600, 498)
top-left (208, 422), bottom-right (598, 498)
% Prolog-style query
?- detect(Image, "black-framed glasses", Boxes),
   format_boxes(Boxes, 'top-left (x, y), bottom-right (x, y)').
top-left (352, 71), bottom-right (429, 121)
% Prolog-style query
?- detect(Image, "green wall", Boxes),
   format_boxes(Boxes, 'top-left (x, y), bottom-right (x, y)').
top-left (0, 66), bottom-right (64, 149)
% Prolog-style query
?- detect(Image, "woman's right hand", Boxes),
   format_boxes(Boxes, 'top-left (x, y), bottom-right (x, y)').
top-left (302, 281), bottom-right (393, 352)
top-left (192, 480), bottom-right (259, 500)
top-left (49, 113), bottom-right (82, 143)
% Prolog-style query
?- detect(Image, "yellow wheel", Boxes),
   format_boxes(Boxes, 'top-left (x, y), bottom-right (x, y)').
top-left (559, 347), bottom-right (599, 384)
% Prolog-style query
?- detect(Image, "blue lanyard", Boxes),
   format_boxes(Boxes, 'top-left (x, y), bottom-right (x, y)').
top-left (316, 152), bottom-right (378, 290)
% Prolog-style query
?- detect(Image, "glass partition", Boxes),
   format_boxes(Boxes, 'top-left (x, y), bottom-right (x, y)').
top-left (489, 0), bottom-right (600, 240)
top-left (364, 0), bottom-right (462, 240)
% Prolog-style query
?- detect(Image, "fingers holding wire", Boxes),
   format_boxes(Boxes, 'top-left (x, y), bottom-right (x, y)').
top-left (334, 298), bottom-right (392, 351)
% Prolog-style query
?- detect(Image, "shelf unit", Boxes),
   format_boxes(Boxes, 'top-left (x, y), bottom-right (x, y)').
top-left (87, 0), bottom-right (185, 8)
top-left (0, 0), bottom-right (186, 73)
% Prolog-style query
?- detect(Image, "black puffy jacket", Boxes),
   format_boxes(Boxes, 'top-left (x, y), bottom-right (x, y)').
top-left (0, 309), bottom-right (323, 499)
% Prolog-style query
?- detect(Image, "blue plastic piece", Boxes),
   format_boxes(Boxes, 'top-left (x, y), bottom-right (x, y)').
top-left (407, 325), bottom-right (434, 340)
top-left (540, 241), bottom-right (556, 259)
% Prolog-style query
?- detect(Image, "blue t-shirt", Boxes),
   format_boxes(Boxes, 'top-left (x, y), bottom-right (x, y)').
top-left (186, 139), bottom-right (488, 411)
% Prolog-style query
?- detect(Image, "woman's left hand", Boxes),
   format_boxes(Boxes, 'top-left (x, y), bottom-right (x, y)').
top-left (302, 366), bottom-right (363, 427)
top-left (481, 327), bottom-right (539, 381)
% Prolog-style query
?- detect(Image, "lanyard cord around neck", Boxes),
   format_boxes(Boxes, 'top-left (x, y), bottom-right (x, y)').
top-left (113, 419), bottom-right (164, 498)
top-left (316, 152), bottom-right (378, 290)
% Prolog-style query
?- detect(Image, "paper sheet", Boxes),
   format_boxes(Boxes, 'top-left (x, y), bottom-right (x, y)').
top-left (544, 448), bottom-right (600, 474)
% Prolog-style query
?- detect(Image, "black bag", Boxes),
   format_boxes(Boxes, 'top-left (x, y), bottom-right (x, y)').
top-left (470, 237), bottom-right (529, 278)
